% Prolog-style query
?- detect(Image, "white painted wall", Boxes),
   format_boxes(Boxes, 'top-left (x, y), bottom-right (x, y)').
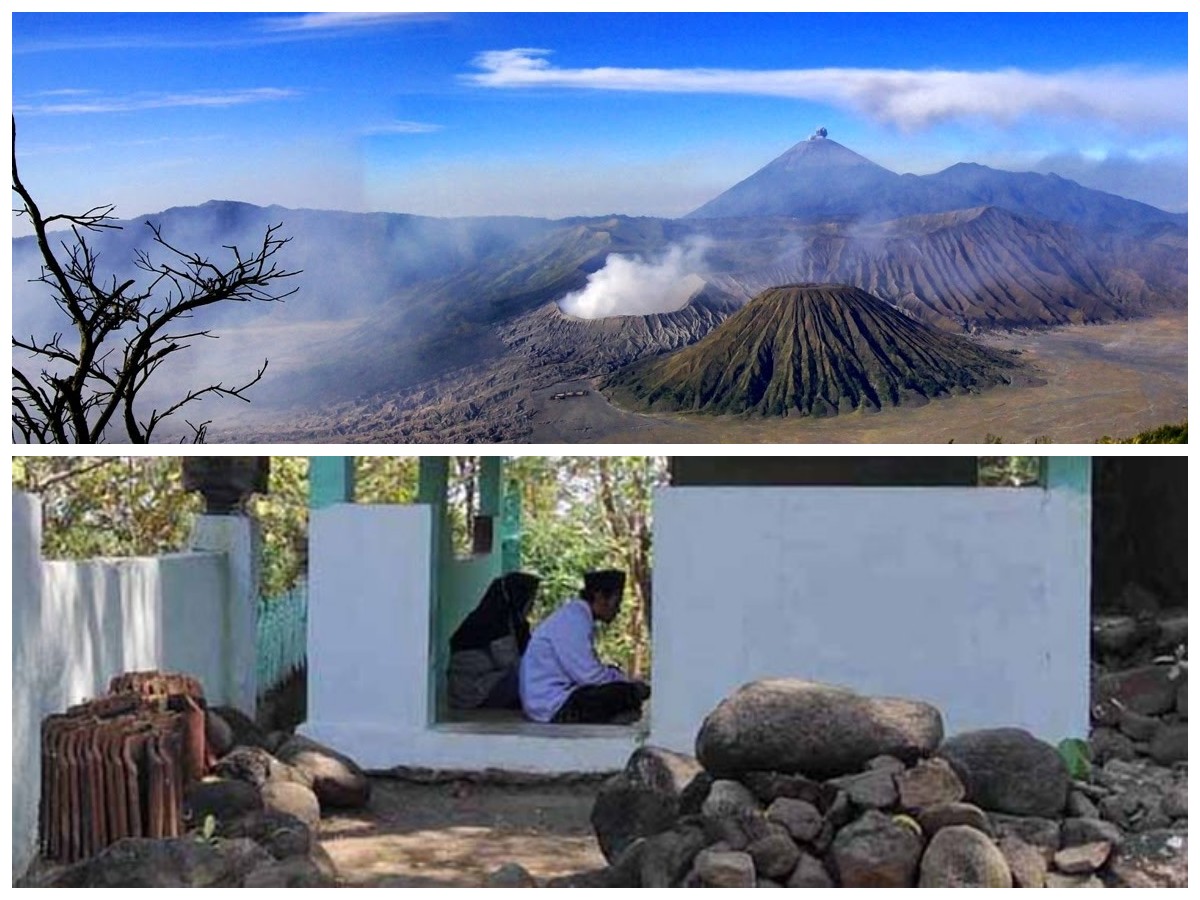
top-left (10, 494), bottom-right (246, 882)
top-left (304, 503), bottom-right (639, 772)
top-left (650, 486), bottom-right (1090, 754)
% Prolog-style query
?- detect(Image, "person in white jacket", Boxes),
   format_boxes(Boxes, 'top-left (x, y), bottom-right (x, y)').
top-left (519, 569), bottom-right (651, 724)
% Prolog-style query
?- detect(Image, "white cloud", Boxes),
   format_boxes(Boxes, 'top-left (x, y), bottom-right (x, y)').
top-left (262, 12), bottom-right (438, 32)
top-left (466, 49), bottom-right (1186, 132)
top-left (363, 121), bottom-right (445, 135)
top-left (14, 88), bottom-right (298, 116)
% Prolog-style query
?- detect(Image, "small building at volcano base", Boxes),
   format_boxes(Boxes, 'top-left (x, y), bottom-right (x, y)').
top-left (303, 456), bottom-right (1092, 772)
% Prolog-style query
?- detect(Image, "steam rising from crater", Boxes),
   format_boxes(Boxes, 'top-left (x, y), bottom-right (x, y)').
top-left (558, 238), bottom-right (711, 319)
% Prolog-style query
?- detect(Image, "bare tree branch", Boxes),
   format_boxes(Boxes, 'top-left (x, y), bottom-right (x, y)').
top-left (11, 117), bottom-right (301, 443)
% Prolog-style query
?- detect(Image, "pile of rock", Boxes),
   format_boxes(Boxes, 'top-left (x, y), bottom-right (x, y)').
top-left (1090, 610), bottom-right (1187, 770)
top-left (581, 680), bottom-right (1184, 888)
top-left (44, 707), bottom-right (371, 888)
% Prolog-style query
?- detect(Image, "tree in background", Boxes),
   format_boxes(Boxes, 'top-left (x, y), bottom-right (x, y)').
top-left (13, 457), bottom-right (201, 558)
top-left (11, 120), bottom-right (299, 443)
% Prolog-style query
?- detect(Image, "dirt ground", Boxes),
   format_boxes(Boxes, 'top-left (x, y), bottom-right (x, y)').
top-left (317, 777), bottom-right (605, 887)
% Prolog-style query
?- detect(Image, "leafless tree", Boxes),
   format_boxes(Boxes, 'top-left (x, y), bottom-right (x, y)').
top-left (11, 119), bottom-right (300, 443)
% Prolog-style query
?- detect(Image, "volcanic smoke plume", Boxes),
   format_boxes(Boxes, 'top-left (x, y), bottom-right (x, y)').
top-left (558, 238), bottom-right (710, 319)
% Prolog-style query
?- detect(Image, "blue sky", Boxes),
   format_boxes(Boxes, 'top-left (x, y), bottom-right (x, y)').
top-left (11, 12), bottom-right (1188, 230)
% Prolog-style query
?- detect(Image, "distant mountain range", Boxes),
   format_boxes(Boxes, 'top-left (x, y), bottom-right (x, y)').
top-left (688, 134), bottom-right (1187, 237)
top-left (12, 134), bottom-right (1187, 426)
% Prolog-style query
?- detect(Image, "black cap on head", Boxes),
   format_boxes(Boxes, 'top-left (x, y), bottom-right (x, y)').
top-left (584, 569), bottom-right (625, 598)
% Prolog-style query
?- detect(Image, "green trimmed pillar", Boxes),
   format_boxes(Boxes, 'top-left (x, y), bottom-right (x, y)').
top-left (1045, 457), bottom-right (1090, 495)
top-left (309, 457), bottom-right (354, 509)
top-left (500, 480), bottom-right (522, 574)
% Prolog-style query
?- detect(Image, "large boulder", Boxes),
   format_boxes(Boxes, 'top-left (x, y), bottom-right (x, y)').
top-left (217, 809), bottom-right (312, 860)
top-left (787, 851), bottom-right (834, 888)
top-left (591, 746), bottom-right (703, 863)
top-left (747, 829), bottom-right (801, 880)
top-left (918, 825), bottom-right (1011, 887)
top-left (261, 781), bottom-right (321, 830)
top-left (1148, 724), bottom-right (1188, 765)
top-left (826, 769), bottom-right (897, 809)
top-left (765, 797), bottom-right (824, 844)
top-left (48, 837), bottom-right (270, 887)
top-left (275, 734), bottom-right (371, 809)
top-left (242, 856), bottom-right (334, 888)
top-left (1093, 665), bottom-right (1182, 720)
top-left (184, 778), bottom-right (263, 826)
top-left (214, 745), bottom-right (312, 791)
top-left (696, 680), bottom-right (943, 779)
top-left (939, 728), bottom-right (1069, 817)
top-left (917, 802), bottom-right (991, 838)
top-left (829, 810), bottom-right (924, 888)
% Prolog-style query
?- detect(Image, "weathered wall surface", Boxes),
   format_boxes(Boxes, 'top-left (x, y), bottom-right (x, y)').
top-left (11, 494), bottom-right (236, 882)
top-left (651, 485), bottom-right (1091, 754)
top-left (304, 502), bottom-right (638, 772)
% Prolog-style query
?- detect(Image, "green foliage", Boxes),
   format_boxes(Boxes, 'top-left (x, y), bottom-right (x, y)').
top-left (1097, 421), bottom-right (1187, 444)
top-left (1057, 737), bottom-right (1092, 781)
top-left (13, 457), bottom-right (201, 559)
top-left (978, 456), bottom-right (1042, 487)
top-left (508, 456), bottom-right (666, 676)
top-left (249, 458), bottom-right (309, 598)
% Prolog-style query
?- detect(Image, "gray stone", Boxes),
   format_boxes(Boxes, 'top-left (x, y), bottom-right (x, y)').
top-left (1061, 817), bottom-right (1124, 850)
top-left (243, 856), bottom-right (332, 888)
top-left (603, 837), bottom-right (646, 888)
top-left (1117, 707), bottom-right (1162, 742)
top-left (1177, 681), bottom-right (1188, 719)
top-left (747, 829), bottom-right (801, 880)
top-left (701, 810), bottom-right (770, 851)
top-left (1155, 613), bottom-right (1188, 653)
top-left (917, 802), bottom-right (991, 838)
top-left (1091, 615), bottom-right (1145, 657)
top-left (694, 849), bottom-right (755, 888)
top-left (786, 851), bottom-right (834, 888)
top-left (592, 746), bottom-right (702, 863)
top-left (702, 779), bottom-right (761, 819)
top-left (184, 778), bottom-right (263, 827)
top-left (918, 825), bottom-right (1011, 887)
top-left (827, 769), bottom-right (898, 809)
top-left (867, 754), bottom-right (907, 774)
top-left (638, 823), bottom-right (709, 888)
top-left (997, 836), bottom-right (1047, 888)
top-left (695, 679), bottom-right (943, 779)
top-left (261, 781), bottom-right (321, 831)
top-left (1045, 871), bottom-right (1105, 888)
top-left (1090, 727), bottom-right (1137, 764)
top-left (765, 797), bottom-right (823, 843)
top-left (48, 837), bottom-right (270, 888)
top-left (939, 728), bottom-right (1070, 817)
top-left (989, 813), bottom-right (1060, 862)
top-left (213, 745), bottom-right (312, 791)
top-left (1053, 841), bottom-right (1112, 874)
top-left (217, 810), bottom-right (311, 860)
top-left (1067, 790), bottom-right (1100, 820)
top-left (677, 770), bottom-right (713, 816)
top-left (1093, 665), bottom-right (1181, 719)
top-left (205, 710), bottom-right (235, 758)
top-left (485, 862), bottom-right (537, 887)
top-left (275, 734), bottom-right (371, 809)
top-left (740, 770), bottom-right (835, 809)
top-left (829, 810), bottom-right (924, 888)
top-left (1149, 724), bottom-right (1188, 765)
top-left (825, 789), bottom-right (853, 827)
top-left (1162, 784), bottom-right (1188, 819)
top-left (896, 757), bottom-right (966, 811)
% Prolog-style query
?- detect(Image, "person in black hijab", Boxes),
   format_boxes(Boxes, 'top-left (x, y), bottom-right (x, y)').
top-left (447, 571), bottom-right (540, 710)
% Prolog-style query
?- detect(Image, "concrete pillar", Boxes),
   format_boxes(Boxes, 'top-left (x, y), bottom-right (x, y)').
top-left (190, 514), bottom-right (260, 712)
top-left (12, 492), bottom-right (43, 881)
top-left (310, 457), bottom-right (355, 508)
